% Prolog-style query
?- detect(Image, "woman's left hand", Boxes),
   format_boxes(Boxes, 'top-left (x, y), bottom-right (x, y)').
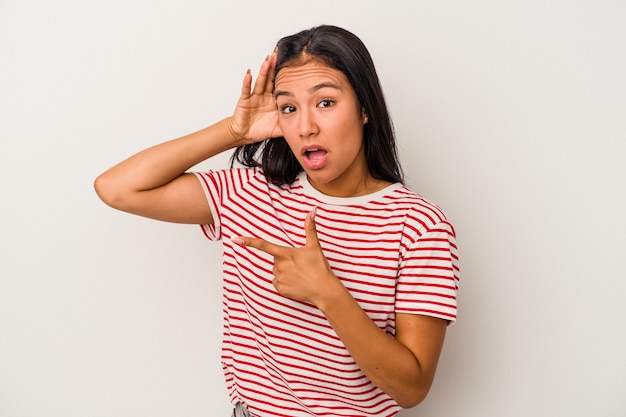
top-left (233, 208), bottom-right (340, 305)
top-left (234, 207), bottom-right (447, 408)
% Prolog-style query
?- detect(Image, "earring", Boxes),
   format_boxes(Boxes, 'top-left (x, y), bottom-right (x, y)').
top-left (363, 115), bottom-right (369, 124)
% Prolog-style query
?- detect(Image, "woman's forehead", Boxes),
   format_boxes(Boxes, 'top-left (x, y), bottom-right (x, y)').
top-left (274, 62), bottom-right (350, 93)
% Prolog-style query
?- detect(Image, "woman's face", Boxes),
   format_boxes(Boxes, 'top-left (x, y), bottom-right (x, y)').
top-left (274, 61), bottom-right (370, 197)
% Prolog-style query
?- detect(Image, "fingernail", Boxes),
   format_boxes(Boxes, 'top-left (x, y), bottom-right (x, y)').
top-left (310, 206), bottom-right (317, 220)
top-left (231, 237), bottom-right (244, 245)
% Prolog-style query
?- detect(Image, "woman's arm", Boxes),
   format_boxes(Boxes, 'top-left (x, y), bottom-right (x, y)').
top-left (318, 288), bottom-right (447, 408)
top-left (94, 53), bottom-right (280, 224)
top-left (94, 119), bottom-right (240, 223)
top-left (237, 209), bottom-right (448, 408)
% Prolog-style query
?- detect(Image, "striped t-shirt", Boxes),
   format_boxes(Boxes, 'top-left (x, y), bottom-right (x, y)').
top-left (194, 167), bottom-right (459, 417)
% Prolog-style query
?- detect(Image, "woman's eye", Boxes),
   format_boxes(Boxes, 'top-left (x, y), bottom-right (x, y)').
top-left (280, 105), bottom-right (296, 114)
top-left (318, 99), bottom-right (334, 108)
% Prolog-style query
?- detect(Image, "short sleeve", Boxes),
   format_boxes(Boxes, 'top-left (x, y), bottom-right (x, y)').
top-left (193, 170), bottom-right (223, 241)
top-left (395, 221), bottom-right (460, 323)
top-left (192, 168), bottom-right (262, 242)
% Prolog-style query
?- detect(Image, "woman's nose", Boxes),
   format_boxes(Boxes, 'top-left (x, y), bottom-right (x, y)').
top-left (298, 109), bottom-right (319, 138)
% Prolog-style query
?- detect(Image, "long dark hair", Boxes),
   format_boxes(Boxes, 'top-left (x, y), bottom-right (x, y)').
top-left (230, 25), bottom-right (404, 185)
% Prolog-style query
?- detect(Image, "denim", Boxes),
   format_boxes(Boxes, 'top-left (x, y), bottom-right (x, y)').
top-left (231, 402), bottom-right (250, 417)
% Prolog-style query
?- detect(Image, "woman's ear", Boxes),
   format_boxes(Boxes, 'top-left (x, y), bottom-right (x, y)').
top-left (362, 109), bottom-right (369, 124)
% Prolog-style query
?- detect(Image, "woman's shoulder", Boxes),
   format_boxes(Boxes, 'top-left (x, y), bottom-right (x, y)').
top-left (197, 165), bottom-right (265, 182)
top-left (391, 185), bottom-right (453, 230)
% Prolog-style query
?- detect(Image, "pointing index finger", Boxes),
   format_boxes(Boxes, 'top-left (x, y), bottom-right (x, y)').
top-left (232, 236), bottom-right (285, 256)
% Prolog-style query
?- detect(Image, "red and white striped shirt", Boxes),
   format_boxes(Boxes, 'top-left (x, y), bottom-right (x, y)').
top-left (194, 168), bottom-right (459, 417)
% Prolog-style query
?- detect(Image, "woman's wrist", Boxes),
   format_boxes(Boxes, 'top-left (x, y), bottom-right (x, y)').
top-left (314, 276), bottom-right (354, 317)
top-left (222, 116), bottom-right (250, 146)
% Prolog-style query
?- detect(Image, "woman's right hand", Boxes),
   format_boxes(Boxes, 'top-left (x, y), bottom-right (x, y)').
top-left (228, 51), bottom-right (282, 144)
top-left (95, 51), bottom-right (283, 225)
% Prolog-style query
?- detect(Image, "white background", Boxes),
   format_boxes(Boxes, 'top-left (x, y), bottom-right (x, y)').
top-left (1, 1), bottom-right (625, 416)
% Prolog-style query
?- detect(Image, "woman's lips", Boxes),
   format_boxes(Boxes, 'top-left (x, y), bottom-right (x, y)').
top-left (302, 147), bottom-right (328, 170)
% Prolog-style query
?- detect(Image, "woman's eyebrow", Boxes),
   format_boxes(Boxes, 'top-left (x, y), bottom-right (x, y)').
top-left (274, 82), bottom-right (342, 99)
top-left (274, 89), bottom-right (293, 99)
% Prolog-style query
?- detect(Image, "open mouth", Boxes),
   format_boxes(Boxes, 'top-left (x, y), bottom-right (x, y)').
top-left (304, 148), bottom-right (328, 162)
top-left (302, 147), bottom-right (329, 169)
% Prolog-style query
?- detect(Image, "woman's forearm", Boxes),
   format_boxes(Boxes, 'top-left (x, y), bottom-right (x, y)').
top-left (317, 285), bottom-right (443, 408)
top-left (94, 117), bottom-right (246, 223)
top-left (95, 117), bottom-right (238, 196)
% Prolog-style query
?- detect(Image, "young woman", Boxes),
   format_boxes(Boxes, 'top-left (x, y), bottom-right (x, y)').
top-left (95, 25), bottom-right (459, 417)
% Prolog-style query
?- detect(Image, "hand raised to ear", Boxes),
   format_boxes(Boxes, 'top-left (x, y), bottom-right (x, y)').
top-left (233, 208), bottom-right (341, 305)
top-left (229, 50), bottom-right (282, 144)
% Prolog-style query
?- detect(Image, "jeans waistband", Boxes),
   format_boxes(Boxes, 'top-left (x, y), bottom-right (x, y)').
top-left (231, 402), bottom-right (250, 417)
